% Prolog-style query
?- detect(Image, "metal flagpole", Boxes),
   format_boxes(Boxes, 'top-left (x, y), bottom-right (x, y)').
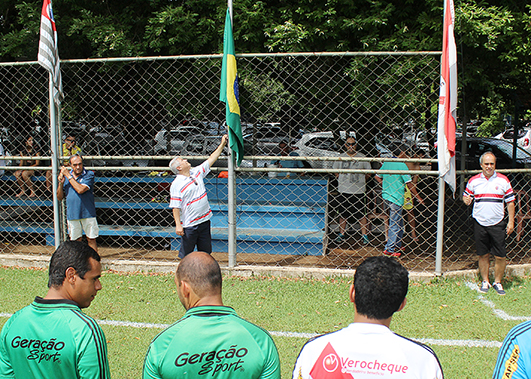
top-left (48, 74), bottom-right (63, 248)
top-left (227, 0), bottom-right (237, 268)
top-left (435, 178), bottom-right (444, 275)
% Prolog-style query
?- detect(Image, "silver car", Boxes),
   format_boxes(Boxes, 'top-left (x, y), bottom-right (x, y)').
top-left (494, 127), bottom-right (531, 154)
top-left (294, 131), bottom-right (391, 169)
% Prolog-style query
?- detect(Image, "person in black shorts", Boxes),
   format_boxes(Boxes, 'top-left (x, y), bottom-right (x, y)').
top-left (463, 152), bottom-right (515, 295)
top-left (332, 136), bottom-right (371, 244)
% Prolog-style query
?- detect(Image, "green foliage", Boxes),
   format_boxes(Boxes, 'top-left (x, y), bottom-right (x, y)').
top-left (2, 0), bottom-right (531, 126)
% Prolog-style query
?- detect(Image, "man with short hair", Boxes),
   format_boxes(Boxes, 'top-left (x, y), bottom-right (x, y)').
top-left (143, 251), bottom-right (281, 379)
top-left (332, 136), bottom-right (371, 244)
top-left (169, 135), bottom-right (228, 258)
top-left (375, 144), bottom-right (424, 257)
top-left (463, 151), bottom-right (515, 295)
top-left (292, 256), bottom-right (443, 379)
top-left (57, 153), bottom-right (99, 252)
top-left (0, 241), bottom-right (110, 378)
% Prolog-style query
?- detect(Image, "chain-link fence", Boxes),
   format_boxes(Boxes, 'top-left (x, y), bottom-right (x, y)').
top-left (1, 52), bottom-right (529, 274)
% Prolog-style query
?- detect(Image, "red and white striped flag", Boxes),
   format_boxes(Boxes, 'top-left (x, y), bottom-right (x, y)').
top-left (437, 0), bottom-right (457, 193)
top-left (38, 0), bottom-right (63, 106)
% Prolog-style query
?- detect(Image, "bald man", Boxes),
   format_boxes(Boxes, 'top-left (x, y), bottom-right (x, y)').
top-left (143, 252), bottom-right (281, 379)
top-left (463, 151), bottom-right (515, 295)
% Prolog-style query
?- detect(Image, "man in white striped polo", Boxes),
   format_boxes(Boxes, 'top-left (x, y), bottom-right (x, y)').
top-left (463, 151), bottom-right (515, 295)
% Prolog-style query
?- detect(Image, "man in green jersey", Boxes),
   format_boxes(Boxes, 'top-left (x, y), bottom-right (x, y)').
top-left (143, 252), bottom-right (281, 379)
top-left (0, 241), bottom-right (110, 379)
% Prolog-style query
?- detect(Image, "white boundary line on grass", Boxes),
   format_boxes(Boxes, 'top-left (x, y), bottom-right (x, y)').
top-left (0, 311), bottom-right (501, 347)
top-left (466, 282), bottom-right (531, 321)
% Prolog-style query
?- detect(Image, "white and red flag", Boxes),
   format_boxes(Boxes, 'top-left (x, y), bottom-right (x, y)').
top-left (437, 0), bottom-right (457, 193)
top-left (38, 0), bottom-right (63, 106)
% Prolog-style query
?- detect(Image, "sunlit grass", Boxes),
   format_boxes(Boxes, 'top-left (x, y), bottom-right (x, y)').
top-left (1, 266), bottom-right (530, 378)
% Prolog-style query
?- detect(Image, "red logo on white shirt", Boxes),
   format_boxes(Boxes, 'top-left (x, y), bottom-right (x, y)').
top-left (323, 353), bottom-right (339, 372)
top-left (310, 342), bottom-right (353, 378)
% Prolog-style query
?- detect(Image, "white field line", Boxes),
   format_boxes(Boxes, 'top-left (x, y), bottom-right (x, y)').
top-left (466, 282), bottom-right (531, 321)
top-left (0, 311), bottom-right (501, 348)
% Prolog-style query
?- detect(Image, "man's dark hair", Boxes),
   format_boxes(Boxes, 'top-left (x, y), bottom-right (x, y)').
top-left (354, 256), bottom-right (409, 319)
top-left (176, 252), bottom-right (222, 298)
top-left (48, 241), bottom-right (100, 288)
top-left (389, 143), bottom-right (408, 157)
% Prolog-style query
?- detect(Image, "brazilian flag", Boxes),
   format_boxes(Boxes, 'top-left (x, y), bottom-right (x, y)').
top-left (219, 9), bottom-right (244, 166)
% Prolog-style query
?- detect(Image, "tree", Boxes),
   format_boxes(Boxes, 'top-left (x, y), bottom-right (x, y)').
top-left (2, 0), bottom-right (531, 134)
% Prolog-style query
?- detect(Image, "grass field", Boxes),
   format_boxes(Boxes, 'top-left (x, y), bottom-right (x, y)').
top-left (1, 265), bottom-right (529, 378)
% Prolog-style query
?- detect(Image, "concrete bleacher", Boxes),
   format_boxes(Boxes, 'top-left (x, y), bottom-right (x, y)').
top-left (0, 174), bottom-right (328, 255)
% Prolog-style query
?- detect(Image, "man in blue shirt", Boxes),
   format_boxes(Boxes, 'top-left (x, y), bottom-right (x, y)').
top-left (57, 154), bottom-right (99, 252)
top-left (270, 141), bottom-right (304, 178)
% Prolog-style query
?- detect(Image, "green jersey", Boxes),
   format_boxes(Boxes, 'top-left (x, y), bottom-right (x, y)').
top-left (0, 297), bottom-right (110, 379)
top-left (143, 306), bottom-right (280, 379)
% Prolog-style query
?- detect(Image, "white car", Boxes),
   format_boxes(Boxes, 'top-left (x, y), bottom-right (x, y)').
top-left (494, 128), bottom-right (531, 154)
top-left (294, 131), bottom-right (392, 169)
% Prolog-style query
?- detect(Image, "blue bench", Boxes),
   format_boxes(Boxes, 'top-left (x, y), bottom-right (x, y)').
top-left (0, 175), bottom-right (328, 255)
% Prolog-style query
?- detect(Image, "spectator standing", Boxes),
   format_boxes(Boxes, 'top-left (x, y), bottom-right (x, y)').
top-left (143, 251), bottom-right (281, 379)
top-left (57, 154), bottom-right (99, 252)
top-left (46, 134), bottom-right (82, 191)
top-left (332, 136), bottom-right (372, 244)
top-left (463, 151), bottom-right (515, 295)
top-left (375, 144), bottom-right (424, 257)
top-left (14, 135), bottom-right (40, 197)
top-left (0, 241), bottom-right (110, 379)
top-left (270, 141), bottom-right (304, 178)
top-left (169, 135), bottom-right (227, 258)
top-left (292, 256), bottom-right (443, 379)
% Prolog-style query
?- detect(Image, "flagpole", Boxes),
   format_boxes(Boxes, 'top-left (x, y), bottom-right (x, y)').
top-left (435, 178), bottom-right (444, 275)
top-left (48, 75), bottom-right (63, 248)
top-left (227, 0), bottom-right (237, 268)
top-left (435, 0), bottom-right (457, 276)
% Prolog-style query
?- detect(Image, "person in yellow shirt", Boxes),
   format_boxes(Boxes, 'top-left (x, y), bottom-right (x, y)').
top-left (46, 135), bottom-right (82, 191)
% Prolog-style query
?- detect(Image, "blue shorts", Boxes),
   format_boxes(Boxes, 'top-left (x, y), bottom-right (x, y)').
top-left (179, 220), bottom-right (212, 259)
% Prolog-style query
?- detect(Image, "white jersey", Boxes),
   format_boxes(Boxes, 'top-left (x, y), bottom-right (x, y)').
top-left (464, 172), bottom-right (515, 226)
top-left (293, 323), bottom-right (443, 379)
top-left (333, 153), bottom-right (371, 195)
top-left (169, 161), bottom-right (212, 228)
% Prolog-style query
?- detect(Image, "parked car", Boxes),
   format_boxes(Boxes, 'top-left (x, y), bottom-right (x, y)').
top-left (243, 126), bottom-right (292, 156)
top-left (152, 126), bottom-right (206, 155)
top-left (294, 131), bottom-right (392, 169)
top-left (82, 123), bottom-right (151, 167)
top-left (493, 127), bottom-right (531, 154)
top-left (454, 136), bottom-right (531, 171)
top-left (402, 129), bottom-right (434, 154)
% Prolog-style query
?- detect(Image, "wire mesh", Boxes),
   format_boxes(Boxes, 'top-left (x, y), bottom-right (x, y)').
top-left (1, 52), bottom-right (527, 274)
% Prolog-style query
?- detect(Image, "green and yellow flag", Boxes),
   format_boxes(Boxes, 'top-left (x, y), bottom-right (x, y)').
top-left (219, 9), bottom-right (244, 166)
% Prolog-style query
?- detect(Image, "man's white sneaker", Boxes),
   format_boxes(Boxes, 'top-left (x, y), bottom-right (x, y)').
top-left (493, 282), bottom-right (506, 296)
top-left (479, 281), bottom-right (491, 293)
